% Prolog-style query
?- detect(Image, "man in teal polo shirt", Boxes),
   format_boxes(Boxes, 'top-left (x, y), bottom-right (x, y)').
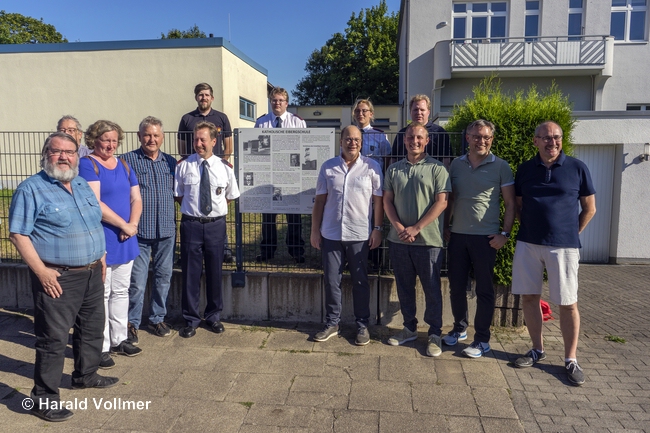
top-left (442, 119), bottom-right (515, 358)
top-left (383, 122), bottom-right (450, 357)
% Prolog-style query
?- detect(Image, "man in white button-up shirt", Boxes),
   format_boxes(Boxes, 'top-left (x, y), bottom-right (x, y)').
top-left (174, 122), bottom-right (240, 339)
top-left (310, 126), bottom-right (384, 346)
top-left (254, 87), bottom-right (307, 263)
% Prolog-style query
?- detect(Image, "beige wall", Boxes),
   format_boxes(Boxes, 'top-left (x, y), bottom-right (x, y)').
top-left (0, 45), bottom-right (267, 134)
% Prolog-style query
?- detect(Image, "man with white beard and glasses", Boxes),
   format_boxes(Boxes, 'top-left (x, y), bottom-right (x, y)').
top-left (9, 132), bottom-right (118, 422)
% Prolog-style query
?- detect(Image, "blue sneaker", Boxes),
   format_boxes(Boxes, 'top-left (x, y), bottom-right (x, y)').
top-left (462, 341), bottom-right (491, 358)
top-left (441, 331), bottom-right (467, 346)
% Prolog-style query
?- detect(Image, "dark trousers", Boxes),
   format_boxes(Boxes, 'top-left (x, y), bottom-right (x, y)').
top-left (447, 233), bottom-right (497, 343)
top-left (30, 264), bottom-right (104, 405)
top-left (260, 213), bottom-right (305, 258)
top-left (180, 217), bottom-right (225, 327)
top-left (388, 242), bottom-right (443, 337)
top-left (322, 238), bottom-right (371, 329)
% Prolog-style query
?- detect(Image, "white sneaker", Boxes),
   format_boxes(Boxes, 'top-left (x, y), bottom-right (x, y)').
top-left (441, 331), bottom-right (467, 346)
top-left (462, 341), bottom-right (491, 358)
top-left (387, 327), bottom-right (418, 346)
top-left (426, 334), bottom-right (442, 357)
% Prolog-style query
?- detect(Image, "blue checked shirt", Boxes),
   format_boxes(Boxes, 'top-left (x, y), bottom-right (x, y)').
top-left (121, 148), bottom-right (177, 240)
top-left (9, 172), bottom-right (106, 266)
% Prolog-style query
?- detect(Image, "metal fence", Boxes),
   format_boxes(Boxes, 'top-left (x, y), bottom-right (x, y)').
top-left (0, 129), bottom-right (462, 274)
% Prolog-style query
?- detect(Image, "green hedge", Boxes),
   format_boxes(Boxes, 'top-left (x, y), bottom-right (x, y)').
top-left (445, 76), bottom-right (574, 285)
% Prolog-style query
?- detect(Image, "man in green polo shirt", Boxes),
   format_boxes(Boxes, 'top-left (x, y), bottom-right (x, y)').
top-left (442, 119), bottom-right (515, 358)
top-left (383, 122), bottom-right (450, 357)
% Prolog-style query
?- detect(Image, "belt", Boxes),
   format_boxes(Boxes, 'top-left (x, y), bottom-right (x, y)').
top-left (43, 259), bottom-right (102, 272)
top-left (181, 215), bottom-right (225, 223)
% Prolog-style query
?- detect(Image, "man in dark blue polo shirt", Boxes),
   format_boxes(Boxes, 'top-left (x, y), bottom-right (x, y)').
top-left (177, 82), bottom-right (233, 160)
top-left (511, 121), bottom-right (596, 386)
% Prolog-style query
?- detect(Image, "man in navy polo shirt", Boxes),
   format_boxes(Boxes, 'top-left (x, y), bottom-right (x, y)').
top-left (511, 121), bottom-right (596, 386)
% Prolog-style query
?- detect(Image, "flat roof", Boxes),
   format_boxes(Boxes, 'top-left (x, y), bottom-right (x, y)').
top-left (0, 37), bottom-right (268, 76)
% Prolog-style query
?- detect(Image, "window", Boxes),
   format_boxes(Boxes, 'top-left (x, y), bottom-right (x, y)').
top-left (525, 1), bottom-right (540, 42)
top-left (627, 103), bottom-right (650, 110)
top-left (239, 98), bottom-right (256, 121)
top-left (611, 0), bottom-right (647, 41)
top-left (568, 0), bottom-right (584, 40)
top-left (452, 2), bottom-right (508, 43)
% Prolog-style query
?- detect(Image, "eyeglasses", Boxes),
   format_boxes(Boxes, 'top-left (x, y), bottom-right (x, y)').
top-left (58, 128), bottom-right (78, 134)
top-left (344, 138), bottom-right (361, 144)
top-left (49, 148), bottom-right (77, 157)
top-left (470, 134), bottom-right (493, 142)
top-left (271, 99), bottom-right (287, 104)
top-left (354, 109), bottom-right (371, 114)
top-left (536, 135), bottom-right (563, 143)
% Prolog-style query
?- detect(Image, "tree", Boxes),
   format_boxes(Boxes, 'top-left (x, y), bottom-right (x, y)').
top-left (161, 25), bottom-right (206, 39)
top-left (293, 0), bottom-right (398, 105)
top-left (0, 11), bottom-right (67, 44)
top-left (445, 76), bottom-right (575, 286)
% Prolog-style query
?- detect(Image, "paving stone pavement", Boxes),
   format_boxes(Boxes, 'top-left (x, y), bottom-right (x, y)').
top-left (0, 264), bottom-right (647, 432)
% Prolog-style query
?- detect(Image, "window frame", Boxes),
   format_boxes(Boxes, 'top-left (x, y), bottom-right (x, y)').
top-left (452, 2), bottom-right (509, 43)
top-left (610, 0), bottom-right (647, 42)
top-left (239, 97), bottom-right (256, 122)
top-left (568, 0), bottom-right (585, 41)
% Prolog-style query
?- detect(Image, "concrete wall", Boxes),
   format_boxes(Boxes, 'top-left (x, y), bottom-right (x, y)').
top-left (573, 113), bottom-right (650, 263)
top-left (0, 265), bottom-right (523, 328)
top-left (0, 39), bottom-right (268, 133)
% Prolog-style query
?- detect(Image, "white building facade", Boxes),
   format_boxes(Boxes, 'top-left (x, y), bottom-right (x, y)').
top-left (398, 0), bottom-right (650, 263)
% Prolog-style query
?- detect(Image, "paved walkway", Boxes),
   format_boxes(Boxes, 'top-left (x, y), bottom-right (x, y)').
top-left (0, 264), bottom-right (648, 432)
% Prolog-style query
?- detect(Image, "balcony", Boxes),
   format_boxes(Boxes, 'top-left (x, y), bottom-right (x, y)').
top-left (448, 35), bottom-right (613, 78)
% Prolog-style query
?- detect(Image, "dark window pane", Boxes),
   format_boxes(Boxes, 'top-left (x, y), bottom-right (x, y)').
top-left (630, 11), bottom-right (646, 40)
top-left (492, 2), bottom-right (507, 12)
top-left (569, 13), bottom-right (583, 36)
top-left (454, 17), bottom-right (466, 39)
top-left (631, 0), bottom-right (646, 6)
top-left (454, 3), bottom-right (467, 13)
top-left (472, 16), bottom-right (488, 39)
top-left (473, 3), bottom-right (488, 12)
top-left (525, 15), bottom-right (539, 37)
top-left (526, 1), bottom-right (540, 10)
top-left (492, 16), bottom-right (506, 38)
top-left (627, 105), bottom-right (642, 110)
top-left (569, 0), bottom-right (583, 8)
top-left (612, 0), bottom-right (627, 6)
top-left (610, 12), bottom-right (625, 40)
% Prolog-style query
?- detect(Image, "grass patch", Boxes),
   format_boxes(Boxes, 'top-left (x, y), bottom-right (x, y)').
top-left (239, 402), bottom-right (254, 409)
top-left (336, 352), bottom-right (358, 357)
top-left (605, 334), bottom-right (626, 344)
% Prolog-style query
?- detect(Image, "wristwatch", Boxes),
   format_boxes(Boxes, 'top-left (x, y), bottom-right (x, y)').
top-left (373, 226), bottom-right (382, 231)
top-left (500, 231), bottom-right (510, 239)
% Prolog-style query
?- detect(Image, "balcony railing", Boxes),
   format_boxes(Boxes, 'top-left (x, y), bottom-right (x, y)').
top-left (451, 35), bottom-right (608, 70)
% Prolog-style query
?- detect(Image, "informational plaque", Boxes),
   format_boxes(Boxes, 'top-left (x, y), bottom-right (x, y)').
top-left (237, 128), bottom-right (336, 214)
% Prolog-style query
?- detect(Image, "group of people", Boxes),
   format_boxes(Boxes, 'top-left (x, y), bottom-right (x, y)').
top-left (8, 86), bottom-right (596, 422)
top-left (311, 96), bottom-right (596, 392)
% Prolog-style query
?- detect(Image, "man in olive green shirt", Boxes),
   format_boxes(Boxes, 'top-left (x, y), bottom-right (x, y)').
top-left (383, 122), bottom-right (450, 357)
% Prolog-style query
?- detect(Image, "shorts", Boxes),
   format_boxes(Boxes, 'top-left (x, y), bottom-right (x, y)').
top-left (511, 241), bottom-right (579, 305)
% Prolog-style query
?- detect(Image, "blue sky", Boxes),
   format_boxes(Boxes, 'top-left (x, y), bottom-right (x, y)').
top-left (2, 0), bottom-right (401, 95)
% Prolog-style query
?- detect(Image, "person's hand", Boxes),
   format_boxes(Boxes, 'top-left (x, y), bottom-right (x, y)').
top-left (121, 222), bottom-right (138, 237)
top-left (369, 229), bottom-right (382, 250)
top-left (35, 268), bottom-right (63, 298)
top-left (399, 226), bottom-right (418, 243)
top-left (488, 233), bottom-right (508, 250)
top-left (310, 231), bottom-right (322, 250)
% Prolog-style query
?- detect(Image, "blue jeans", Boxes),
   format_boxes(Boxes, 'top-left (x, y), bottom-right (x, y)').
top-left (388, 241), bottom-right (443, 337)
top-left (128, 236), bottom-right (175, 328)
